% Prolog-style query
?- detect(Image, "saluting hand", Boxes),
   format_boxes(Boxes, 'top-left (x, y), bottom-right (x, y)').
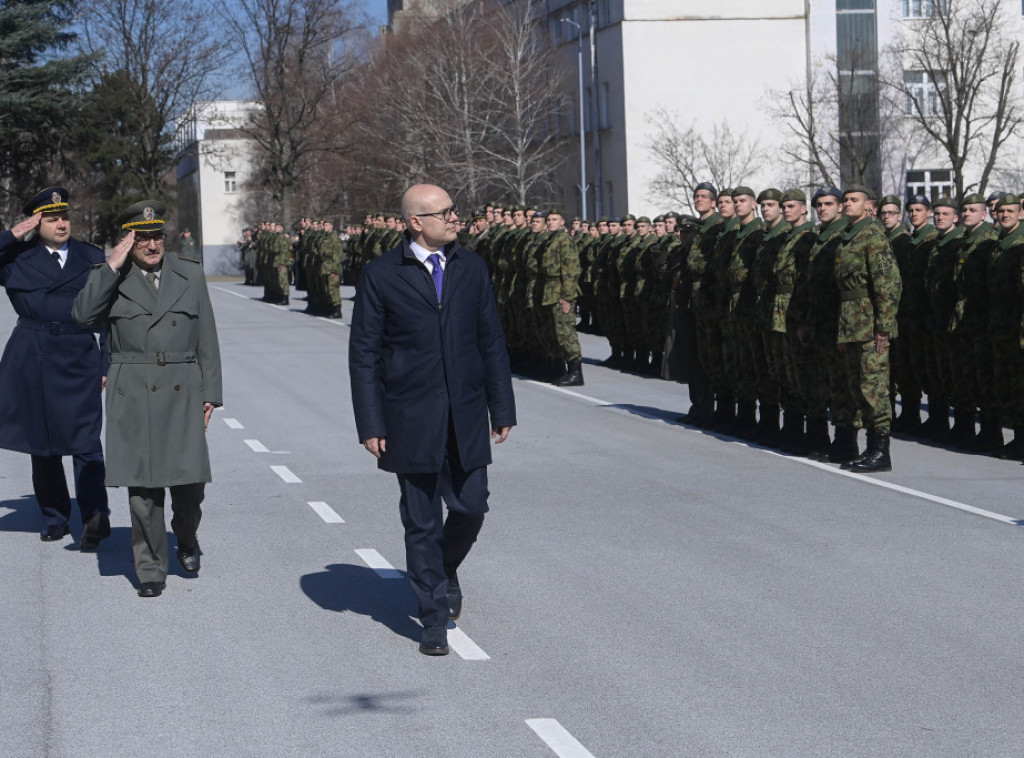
top-left (108, 231), bottom-right (135, 271)
top-left (11, 213), bottom-right (41, 240)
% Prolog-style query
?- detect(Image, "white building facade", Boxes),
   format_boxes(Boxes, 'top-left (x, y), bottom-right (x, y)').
top-left (174, 101), bottom-right (261, 275)
top-left (542, 0), bottom-right (1024, 218)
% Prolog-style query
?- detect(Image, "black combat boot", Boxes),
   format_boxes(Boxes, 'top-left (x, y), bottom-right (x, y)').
top-left (755, 403), bottom-right (781, 446)
top-left (555, 359), bottom-right (584, 387)
top-left (893, 395), bottom-right (922, 435)
top-left (329, 305), bottom-right (343, 319)
top-left (841, 428), bottom-right (874, 469)
top-left (805, 417), bottom-right (831, 460)
top-left (973, 412), bottom-right (1003, 454)
top-left (951, 408), bottom-right (977, 448)
top-left (922, 401), bottom-right (949, 440)
top-left (714, 397), bottom-right (737, 433)
top-left (851, 431), bottom-right (892, 473)
top-left (997, 427), bottom-right (1024, 460)
top-left (735, 401), bottom-right (758, 440)
top-left (828, 425), bottom-right (860, 464)
top-left (599, 348), bottom-right (623, 368)
top-left (648, 352), bottom-right (663, 377)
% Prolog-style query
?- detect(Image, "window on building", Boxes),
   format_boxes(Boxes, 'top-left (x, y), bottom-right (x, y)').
top-left (599, 82), bottom-right (610, 129)
top-left (224, 171), bottom-right (237, 193)
top-left (902, 0), bottom-right (948, 18)
top-left (904, 70), bottom-right (945, 116)
top-left (906, 169), bottom-right (954, 201)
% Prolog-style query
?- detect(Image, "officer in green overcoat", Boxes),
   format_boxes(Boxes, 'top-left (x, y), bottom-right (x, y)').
top-left (72, 201), bottom-right (223, 597)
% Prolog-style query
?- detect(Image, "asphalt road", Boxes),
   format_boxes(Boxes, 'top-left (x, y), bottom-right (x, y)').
top-left (1, 280), bottom-right (1022, 758)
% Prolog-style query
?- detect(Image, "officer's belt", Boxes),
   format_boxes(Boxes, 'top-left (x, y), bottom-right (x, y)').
top-left (17, 317), bottom-right (92, 336)
top-left (111, 351), bottom-right (197, 366)
top-left (840, 288), bottom-right (869, 301)
top-left (776, 285), bottom-right (794, 294)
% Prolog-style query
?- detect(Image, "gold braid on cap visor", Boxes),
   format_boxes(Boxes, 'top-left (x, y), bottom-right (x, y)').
top-left (31, 202), bottom-right (69, 214)
top-left (121, 219), bottom-right (166, 230)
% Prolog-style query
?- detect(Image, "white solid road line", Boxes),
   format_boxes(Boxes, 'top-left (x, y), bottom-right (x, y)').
top-left (447, 626), bottom-right (490, 661)
top-left (210, 286), bottom-right (249, 299)
top-left (522, 378), bottom-right (1024, 527)
top-left (223, 418), bottom-right (244, 429)
top-left (526, 719), bottom-right (596, 758)
top-left (307, 501), bottom-right (344, 524)
top-left (270, 465), bottom-right (301, 483)
top-left (244, 439), bottom-right (269, 453)
top-left (354, 548), bottom-right (403, 579)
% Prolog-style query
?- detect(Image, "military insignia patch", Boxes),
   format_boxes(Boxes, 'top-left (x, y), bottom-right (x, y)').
top-left (51, 191), bottom-right (62, 204)
top-left (143, 207), bottom-right (155, 221)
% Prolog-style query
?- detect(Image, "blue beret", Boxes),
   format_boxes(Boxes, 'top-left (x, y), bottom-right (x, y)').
top-left (811, 186), bottom-right (842, 204)
top-left (907, 194), bottom-right (931, 209)
top-left (694, 182), bottom-right (718, 198)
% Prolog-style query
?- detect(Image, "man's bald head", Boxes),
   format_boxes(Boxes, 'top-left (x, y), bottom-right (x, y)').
top-left (402, 183), bottom-right (459, 251)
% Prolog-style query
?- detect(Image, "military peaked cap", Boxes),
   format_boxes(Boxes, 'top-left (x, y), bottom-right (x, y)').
top-left (757, 188), bottom-right (783, 203)
top-left (118, 200), bottom-right (166, 232)
top-left (23, 187), bottom-right (70, 216)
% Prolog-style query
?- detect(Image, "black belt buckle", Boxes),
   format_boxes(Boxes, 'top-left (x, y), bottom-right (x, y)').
top-left (49, 322), bottom-right (60, 336)
top-left (156, 351), bottom-right (167, 366)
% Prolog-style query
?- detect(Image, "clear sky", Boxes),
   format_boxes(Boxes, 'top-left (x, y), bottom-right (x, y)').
top-left (361, 0), bottom-right (387, 26)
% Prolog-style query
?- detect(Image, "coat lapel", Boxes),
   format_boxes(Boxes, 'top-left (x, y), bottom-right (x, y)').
top-left (440, 246), bottom-right (467, 306)
top-left (396, 243), bottom-right (441, 309)
top-left (120, 265), bottom-right (157, 314)
top-left (151, 254), bottom-right (188, 322)
top-left (22, 244), bottom-right (60, 280)
top-left (51, 242), bottom-right (90, 290)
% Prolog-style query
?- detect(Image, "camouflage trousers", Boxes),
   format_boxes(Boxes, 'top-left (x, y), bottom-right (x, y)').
top-left (696, 310), bottom-right (729, 397)
top-left (840, 340), bottom-right (891, 433)
top-left (643, 295), bottom-right (669, 354)
top-left (973, 335), bottom-right (995, 411)
top-left (991, 333), bottom-right (1024, 427)
top-left (277, 265), bottom-right (290, 300)
top-left (601, 295), bottom-right (627, 350)
top-left (891, 330), bottom-right (922, 399)
top-left (754, 329), bottom-right (780, 406)
top-left (925, 332), bottom-right (953, 404)
top-left (769, 331), bottom-right (802, 414)
top-left (323, 271), bottom-right (341, 308)
top-left (724, 318), bottom-right (758, 403)
top-left (549, 302), bottom-right (582, 362)
top-left (940, 331), bottom-right (980, 410)
top-left (792, 339), bottom-right (828, 419)
top-left (622, 296), bottom-right (644, 353)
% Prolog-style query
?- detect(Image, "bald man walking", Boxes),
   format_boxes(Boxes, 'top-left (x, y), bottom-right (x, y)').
top-left (349, 184), bottom-right (517, 656)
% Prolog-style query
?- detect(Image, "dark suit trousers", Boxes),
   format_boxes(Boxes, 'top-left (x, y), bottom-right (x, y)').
top-left (397, 432), bottom-right (489, 629)
top-left (31, 440), bottom-right (108, 529)
top-left (128, 484), bottom-right (204, 583)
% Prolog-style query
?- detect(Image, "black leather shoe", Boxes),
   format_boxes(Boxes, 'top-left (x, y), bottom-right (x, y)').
top-left (419, 626), bottom-right (449, 656)
top-left (447, 580), bottom-right (463, 621)
top-left (79, 512), bottom-right (111, 551)
top-left (177, 543), bottom-right (201, 574)
top-left (138, 581), bottom-right (166, 598)
top-left (40, 524), bottom-right (70, 542)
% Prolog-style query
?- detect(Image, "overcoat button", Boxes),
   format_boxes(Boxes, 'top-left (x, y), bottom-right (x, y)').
top-left (151, 386), bottom-right (157, 392)
top-left (171, 320), bottom-right (177, 326)
top-left (174, 385), bottom-right (181, 391)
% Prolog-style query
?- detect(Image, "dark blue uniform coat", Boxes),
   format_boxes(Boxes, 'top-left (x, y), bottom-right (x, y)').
top-left (0, 230), bottom-right (107, 456)
top-left (349, 237), bottom-right (516, 475)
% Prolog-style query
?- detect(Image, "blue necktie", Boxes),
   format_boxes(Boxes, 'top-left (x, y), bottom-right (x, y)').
top-left (427, 253), bottom-right (443, 302)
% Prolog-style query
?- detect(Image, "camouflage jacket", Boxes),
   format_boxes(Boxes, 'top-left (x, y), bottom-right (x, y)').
top-left (726, 218), bottom-right (765, 320)
top-left (523, 230), bottom-right (551, 307)
top-left (899, 224), bottom-right (937, 332)
top-left (751, 219), bottom-right (790, 329)
top-left (316, 231), bottom-right (344, 276)
top-left (988, 222), bottom-right (1024, 336)
top-left (834, 216), bottom-right (901, 343)
top-left (926, 226), bottom-right (964, 332)
top-left (537, 229), bottom-right (579, 305)
top-left (685, 212), bottom-right (725, 313)
top-left (791, 217), bottom-right (846, 343)
top-left (769, 220), bottom-right (814, 334)
top-left (709, 217), bottom-right (741, 320)
top-left (950, 222), bottom-right (997, 335)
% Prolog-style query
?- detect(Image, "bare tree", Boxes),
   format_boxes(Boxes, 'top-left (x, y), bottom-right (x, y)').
top-left (885, 0), bottom-right (1023, 198)
top-left (221, 0), bottom-right (368, 225)
top-left (644, 109), bottom-right (762, 212)
top-left (78, 0), bottom-right (227, 198)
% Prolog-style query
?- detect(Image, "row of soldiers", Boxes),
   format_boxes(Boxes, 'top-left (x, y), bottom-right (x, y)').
top-left (678, 182), bottom-right (1024, 473)
top-left (237, 219), bottom-right (344, 317)
top-left (344, 212), bottom-right (406, 286)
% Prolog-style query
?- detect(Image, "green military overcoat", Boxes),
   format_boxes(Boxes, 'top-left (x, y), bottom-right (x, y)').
top-left (72, 252), bottom-right (222, 487)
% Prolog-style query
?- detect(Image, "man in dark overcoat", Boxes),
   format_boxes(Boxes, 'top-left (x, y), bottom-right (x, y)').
top-left (73, 201), bottom-right (222, 597)
top-left (0, 187), bottom-right (110, 545)
top-left (349, 183), bottom-right (517, 656)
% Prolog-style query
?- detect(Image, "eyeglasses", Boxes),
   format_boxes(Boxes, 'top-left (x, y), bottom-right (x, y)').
top-left (416, 205), bottom-right (459, 222)
top-left (134, 233), bottom-right (165, 245)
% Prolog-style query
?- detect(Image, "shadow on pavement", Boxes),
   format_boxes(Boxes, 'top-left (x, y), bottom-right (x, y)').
top-left (0, 495), bottom-right (42, 533)
top-left (302, 690), bottom-right (422, 717)
top-left (300, 563), bottom-right (421, 643)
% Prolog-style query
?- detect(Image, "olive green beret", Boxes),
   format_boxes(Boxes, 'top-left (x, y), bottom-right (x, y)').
top-left (653, 214), bottom-right (666, 223)
top-left (996, 193), bottom-right (1021, 209)
top-left (597, 216), bottom-right (610, 223)
top-left (118, 200), bottom-right (166, 232)
top-left (879, 194), bottom-right (902, 210)
top-left (960, 193), bottom-right (986, 208)
top-left (572, 216), bottom-right (581, 222)
top-left (621, 213), bottom-right (637, 222)
top-left (780, 189), bottom-right (806, 204)
top-left (665, 211), bottom-right (681, 222)
top-left (636, 216), bottom-right (652, 225)
top-left (732, 186), bottom-right (755, 199)
top-left (932, 195), bottom-right (957, 210)
top-left (842, 184), bottom-right (877, 201)
top-left (548, 207), bottom-right (565, 217)
top-left (757, 188), bottom-right (782, 203)
top-left (719, 188), bottom-right (734, 198)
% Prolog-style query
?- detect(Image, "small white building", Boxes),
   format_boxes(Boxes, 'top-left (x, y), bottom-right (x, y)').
top-left (174, 101), bottom-right (261, 275)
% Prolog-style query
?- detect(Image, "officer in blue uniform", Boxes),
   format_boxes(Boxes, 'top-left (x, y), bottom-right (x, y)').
top-left (0, 187), bottom-right (110, 546)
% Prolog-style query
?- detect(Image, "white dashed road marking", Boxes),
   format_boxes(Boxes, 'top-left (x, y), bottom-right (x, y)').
top-left (244, 439), bottom-right (269, 453)
top-left (354, 549), bottom-right (403, 579)
top-left (526, 719), bottom-right (596, 757)
top-left (270, 465), bottom-right (301, 483)
top-left (307, 501), bottom-right (344, 523)
top-left (223, 418), bottom-right (244, 429)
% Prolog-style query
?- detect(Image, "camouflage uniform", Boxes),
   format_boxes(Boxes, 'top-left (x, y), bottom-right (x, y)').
top-left (989, 217), bottom-right (1024, 438)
